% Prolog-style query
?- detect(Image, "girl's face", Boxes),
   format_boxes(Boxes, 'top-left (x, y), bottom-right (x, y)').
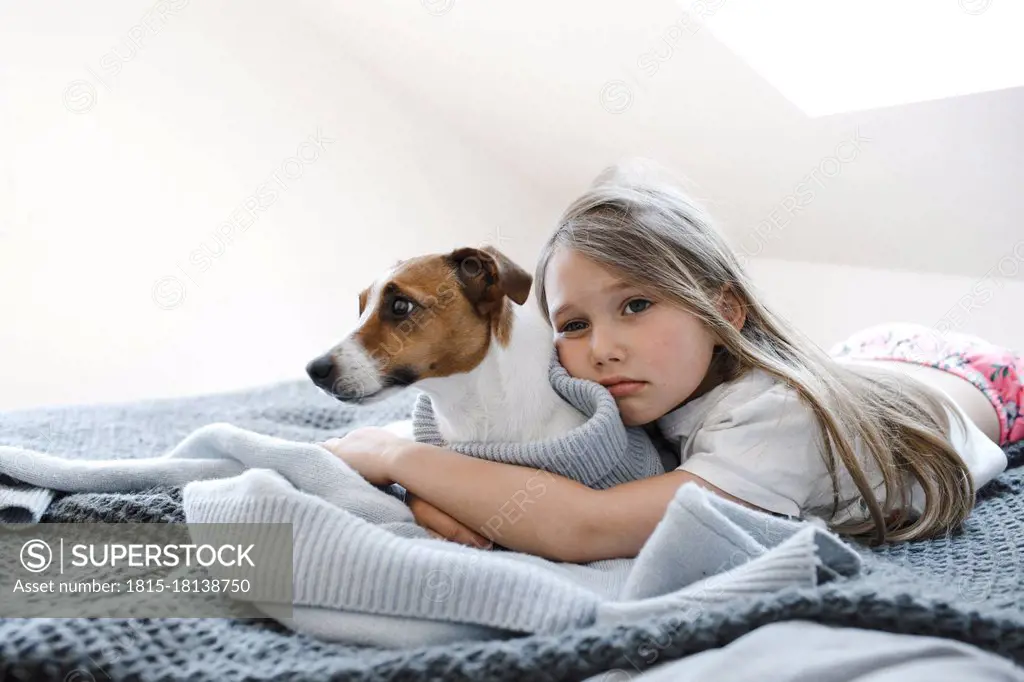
top-left (544, 248), bottom-right (721, 426)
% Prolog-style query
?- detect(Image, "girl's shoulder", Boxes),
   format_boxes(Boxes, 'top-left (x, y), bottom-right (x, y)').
top-left (660, 368), bottom-right (829, 517)
top-left (657, 367), bottom-right (812, 442)
top-left (708, 369), bottom-right (819, 434)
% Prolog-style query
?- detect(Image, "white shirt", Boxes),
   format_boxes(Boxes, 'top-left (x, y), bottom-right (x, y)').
top-left (656, 366), bottom-right (1008, 524)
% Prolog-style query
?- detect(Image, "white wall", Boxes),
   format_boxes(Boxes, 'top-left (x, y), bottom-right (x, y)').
top-left (2, 2), bottom-right (1021, 412)
top-left (0, 0), bottom-right (555, 411)
top-left (746, 258), bottom-right (1024, 351)
top-left (301, 0), bottom-right (1024, 281)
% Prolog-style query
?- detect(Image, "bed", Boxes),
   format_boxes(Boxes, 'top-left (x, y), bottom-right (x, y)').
top-left (1, 377), bottom-right (1022, 681)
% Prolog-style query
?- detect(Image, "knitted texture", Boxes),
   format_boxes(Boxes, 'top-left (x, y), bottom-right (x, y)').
top-left (0, 423), bottom-right (853, 644)
top-left (412, 350), bottom-right (665, 487)
top-left (182, 465), bottom-right (854, 637)
top-left (43, 486), bottom-right (185, 524)
top-left (0, 379), bottom-right (1022, 681)
top-left (0, 476), bottom-right (54, 523)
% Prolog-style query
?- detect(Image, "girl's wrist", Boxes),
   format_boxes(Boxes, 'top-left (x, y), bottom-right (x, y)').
top-left (385, 437), bottom-right (426, 482)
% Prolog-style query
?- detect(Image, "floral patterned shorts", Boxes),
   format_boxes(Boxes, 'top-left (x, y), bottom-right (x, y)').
top-left (829, 322), bottom-right (1024, 446)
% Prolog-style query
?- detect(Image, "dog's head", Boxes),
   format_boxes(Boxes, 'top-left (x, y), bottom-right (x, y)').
top-left (306, 245), bottom-right (532, 403)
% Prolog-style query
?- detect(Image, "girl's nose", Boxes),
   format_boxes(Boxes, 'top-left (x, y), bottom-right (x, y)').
top-left (590, 328), bottom-right (626, 366)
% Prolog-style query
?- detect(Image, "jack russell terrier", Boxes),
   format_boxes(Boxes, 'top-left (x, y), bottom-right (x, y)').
top-left (305, 246), bottom-right (588, 443)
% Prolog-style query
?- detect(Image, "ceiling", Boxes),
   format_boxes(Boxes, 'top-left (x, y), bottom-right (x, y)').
top-left (300, 0), bottom-right (1024, 281)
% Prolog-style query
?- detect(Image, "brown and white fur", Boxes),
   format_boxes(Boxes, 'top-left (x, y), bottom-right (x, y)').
top-left (306, 246), bottom-right (587, 442)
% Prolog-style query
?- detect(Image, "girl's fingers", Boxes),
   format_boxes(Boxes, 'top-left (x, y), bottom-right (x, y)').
top-left (409, 494), bottom-right (493, 549)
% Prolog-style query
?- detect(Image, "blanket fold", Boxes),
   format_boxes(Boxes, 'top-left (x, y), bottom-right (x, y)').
top-left (0, 421), bottom-right (861, 648)
top-left (0, 351), bottom-right (865, 650)
top-left (0, 474), bottom-right (54, 523)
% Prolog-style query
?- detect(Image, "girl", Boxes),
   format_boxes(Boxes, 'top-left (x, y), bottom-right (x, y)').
top-left (321, 161), bottom-right (1020, 560)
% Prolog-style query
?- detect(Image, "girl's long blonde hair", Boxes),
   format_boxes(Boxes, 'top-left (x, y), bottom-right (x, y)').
top-left (534, 159), bottom-right (974, 544)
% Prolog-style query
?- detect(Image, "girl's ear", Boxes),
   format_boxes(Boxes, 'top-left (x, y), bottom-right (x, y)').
top-left (716, 285), bottom-right (746, 332)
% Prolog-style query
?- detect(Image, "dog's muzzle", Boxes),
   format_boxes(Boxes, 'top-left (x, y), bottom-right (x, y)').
top-left (307, 346), bottom-right (418, 403)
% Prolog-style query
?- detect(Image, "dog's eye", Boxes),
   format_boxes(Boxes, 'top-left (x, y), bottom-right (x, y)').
top-left (391, 298), bottom-right (415, 317)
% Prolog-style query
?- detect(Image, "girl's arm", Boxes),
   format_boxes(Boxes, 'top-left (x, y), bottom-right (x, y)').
top-left (389, 440), bottom-right (759, 562)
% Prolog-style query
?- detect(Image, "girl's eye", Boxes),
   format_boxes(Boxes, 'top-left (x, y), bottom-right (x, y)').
top-left (624, 299), bottom-right (652, 315)
top-left (391, 298), bottom-right (415, 317)
top-left (560, 320), bottom-right (587, 333)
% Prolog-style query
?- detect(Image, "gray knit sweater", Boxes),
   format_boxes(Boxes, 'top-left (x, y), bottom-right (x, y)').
top-left (411, 350), bottom-right (667, 487)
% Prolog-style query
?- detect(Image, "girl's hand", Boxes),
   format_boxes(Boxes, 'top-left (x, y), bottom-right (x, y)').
top-left (407, 493), bottom-right (494, 550)
top-left (318, 426), bottom-right (404, 486)
top-left (320, 429), bottom-right (494, 550)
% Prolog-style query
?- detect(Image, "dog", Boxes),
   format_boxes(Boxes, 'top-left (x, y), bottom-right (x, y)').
top-left (305, 245), bottom-right (588, 443)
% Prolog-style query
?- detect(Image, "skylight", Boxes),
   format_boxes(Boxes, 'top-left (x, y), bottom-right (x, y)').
top-left (687, 0), bottom-right (1024, 116)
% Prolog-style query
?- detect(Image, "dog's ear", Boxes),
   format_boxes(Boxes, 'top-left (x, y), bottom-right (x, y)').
top-left (358, 287), bottom-right (369, 316)
top-left (447, 245), bottom-right (532, 315)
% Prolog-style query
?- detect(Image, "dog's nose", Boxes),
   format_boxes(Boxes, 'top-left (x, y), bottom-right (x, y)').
top-left (306, 355), bottom-right (336, 388)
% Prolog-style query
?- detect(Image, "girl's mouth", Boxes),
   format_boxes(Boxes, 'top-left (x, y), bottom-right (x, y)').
top-left (607, 381), bottom-right (647, 398)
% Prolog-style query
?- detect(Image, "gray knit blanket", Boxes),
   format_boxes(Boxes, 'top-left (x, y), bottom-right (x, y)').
top-left (0, 375), bottom-right (1022, 681)
top-left (0, 355), bottom-right (857, 650)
